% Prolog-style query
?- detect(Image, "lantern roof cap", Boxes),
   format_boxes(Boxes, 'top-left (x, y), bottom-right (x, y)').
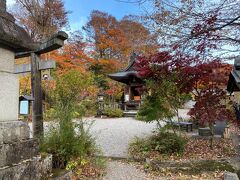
top-left (0, 0), bottom-right (34, 52)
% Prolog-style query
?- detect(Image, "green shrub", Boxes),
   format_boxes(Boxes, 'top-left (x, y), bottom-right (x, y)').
top-left (78, 99), bottom-right (97, 117)
top-left (40, 120), bottom-right (97, 168)
top-left (129, 132), bottom-right (187, 158)
top-left (150, 132), bottom-right (187, 154)
top-left (104, 108), bottom-right (123, 118)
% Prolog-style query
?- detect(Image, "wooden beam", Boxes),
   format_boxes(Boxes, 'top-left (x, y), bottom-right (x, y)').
top-left (38, 59), bottom-right (56, 70)
top-left (15, 60), bottom-right (56, 74)
top-left (15, 31), bottom-right (68, 59)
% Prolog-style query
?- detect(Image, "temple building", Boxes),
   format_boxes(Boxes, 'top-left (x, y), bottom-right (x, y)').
top-left (108, 55), bottom-right (144, 112)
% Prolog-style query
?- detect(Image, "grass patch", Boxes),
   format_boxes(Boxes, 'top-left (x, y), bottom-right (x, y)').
top-left (189, 160), bottom-right (235, 174)
top-left (146, 159), bottom-right (236, 178)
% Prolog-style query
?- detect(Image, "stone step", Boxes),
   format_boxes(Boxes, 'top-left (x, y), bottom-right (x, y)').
top-left (224, 172), bottom-right (239, 180)
top-left (0, 139), bottom-right (39, 167)
top-left (0, 155), bottom-right (52, 180)
top-left (123, 111), bottom-right (137, 117)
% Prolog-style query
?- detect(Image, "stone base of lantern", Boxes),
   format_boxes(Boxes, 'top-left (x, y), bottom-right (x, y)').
top-left (0, 121), bottom-right (30, 144)
top-left (0, 154), bottom-right (52, 180)
top-left (0, 121), bottom-right (52, 179)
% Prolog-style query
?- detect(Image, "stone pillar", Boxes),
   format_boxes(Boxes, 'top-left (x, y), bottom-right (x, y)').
top-left (0, 47), bottom-right (19, 121)
top-left (0, 46), bottom-right (30, 145)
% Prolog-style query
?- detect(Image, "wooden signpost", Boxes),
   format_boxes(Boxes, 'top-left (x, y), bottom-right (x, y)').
top-left (15, 31), bottom-right (68, 137)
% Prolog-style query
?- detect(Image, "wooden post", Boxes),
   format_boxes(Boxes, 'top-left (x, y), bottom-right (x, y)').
top-left (31, 53), bottom-right (43, 138)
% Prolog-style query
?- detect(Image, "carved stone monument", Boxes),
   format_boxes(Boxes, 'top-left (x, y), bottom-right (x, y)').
top-left (0, 1), bottom-right (52, 179)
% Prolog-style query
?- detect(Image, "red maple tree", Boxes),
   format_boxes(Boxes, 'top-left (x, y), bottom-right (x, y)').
top-left (136, 50), bottom-right (235, 147)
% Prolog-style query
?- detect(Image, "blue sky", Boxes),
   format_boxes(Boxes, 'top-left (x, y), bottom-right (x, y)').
top-left (7, 0), bottom-right (144, 32)
top-left (64, 0), bottom-right (143, 32)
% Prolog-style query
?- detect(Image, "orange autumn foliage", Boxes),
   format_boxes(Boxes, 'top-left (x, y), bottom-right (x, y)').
top-left (84, 10), bottom-right (158, 66)
top-left (49, 43), bottom-right (94, 74)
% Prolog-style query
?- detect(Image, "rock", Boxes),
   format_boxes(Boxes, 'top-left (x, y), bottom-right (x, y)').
top-left (53, 170), bottom-right (73, 180)
top-left (0, 154), bottom-right (52, 180)
top-left (0, 139), bottom-right (39, 167)
top-left (224, 172), bottom-right (239, 180)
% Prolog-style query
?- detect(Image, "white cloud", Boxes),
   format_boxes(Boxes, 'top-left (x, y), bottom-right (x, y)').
top-left (6, 0), bottom-right (16, 9)
top-left (62, 17), bottom-right (88, 34)
top-left (69, 18), bottom-right (88, 32)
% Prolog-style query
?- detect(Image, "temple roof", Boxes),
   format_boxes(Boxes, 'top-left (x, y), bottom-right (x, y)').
top-left (108, 70), bottom-right (142, 84)
top-left (0, 0), bottom-right (34, 52)
top-left (108, 54), bottom-right (143, 84)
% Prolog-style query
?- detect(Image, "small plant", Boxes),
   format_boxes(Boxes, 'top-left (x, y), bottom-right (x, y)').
top-left (144, 162), bottom-right (151, 170)
top-left (104, 108), bottom-right (123, 118)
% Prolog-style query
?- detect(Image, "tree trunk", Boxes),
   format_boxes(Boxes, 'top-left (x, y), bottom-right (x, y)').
top-left (209, 123), bottom-right (214, 149)
top-left (176, 108), bottom-right (181, 135)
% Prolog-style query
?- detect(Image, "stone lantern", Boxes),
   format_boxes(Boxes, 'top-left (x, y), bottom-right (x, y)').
top-left (0, 1), bottom-right (52, 178)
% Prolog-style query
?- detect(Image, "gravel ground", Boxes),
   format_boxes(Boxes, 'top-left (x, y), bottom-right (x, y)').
top-left (28, 117), bottom-right (157, 158)
top-left (103, 160), bottom-right (158, 180)
top-left (29, 109), bottom-right (190, 158)
top-left (86, 108), bottom-right (190, 158)
top-left (85, 117), bottom-right (157, 158)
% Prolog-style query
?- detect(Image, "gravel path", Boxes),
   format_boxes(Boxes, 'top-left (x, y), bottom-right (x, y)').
top-left (103, 160), bottom-right (157, 180)
top-left (85, 117), bottom-right (157, 158)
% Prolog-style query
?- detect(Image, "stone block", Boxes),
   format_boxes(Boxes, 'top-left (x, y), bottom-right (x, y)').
top-left (224, 172), bottom-right (239, 180)
top-left (0, 121), bottom-right (30, 144)
top-left (198, 127), bottom-right (211, 136)
top-left (0, 73), bottom-right (19, 121)
top-left (0, 139), bottom-right (39, 167)
top-left (214, 120), bottom-right (227, 136)
top-left (0, 154), bottom-right (52, 180)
